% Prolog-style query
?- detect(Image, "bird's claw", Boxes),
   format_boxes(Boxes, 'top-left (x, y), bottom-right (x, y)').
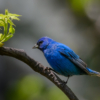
top-left (45, 67), bottom-right (54, 71)
top-left (61, 80), bottom-right (68, 87)
top-left (45, 67), bottom-right (51, 71)
top-left (62, 76), bottom-right (70, 86)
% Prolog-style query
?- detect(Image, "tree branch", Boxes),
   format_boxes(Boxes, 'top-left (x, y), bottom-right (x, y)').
top-left (0, 47), bottom-right (79, 100)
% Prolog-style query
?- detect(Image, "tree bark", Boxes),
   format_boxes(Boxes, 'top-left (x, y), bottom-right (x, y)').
top-left (0, 47), bottom-right (79, 100)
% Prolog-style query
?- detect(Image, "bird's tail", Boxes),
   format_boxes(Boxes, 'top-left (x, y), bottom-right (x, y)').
top-left (86, 68), bottom-right (100, 77)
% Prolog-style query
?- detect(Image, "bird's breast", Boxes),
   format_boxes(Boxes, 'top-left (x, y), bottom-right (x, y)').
top-left (44, 49), bottom-right (65, 67)
top-left (44, 48), bottom-right (85, 76)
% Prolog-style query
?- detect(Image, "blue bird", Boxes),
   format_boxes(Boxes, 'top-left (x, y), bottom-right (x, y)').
top-left (33, 36), bottom-right (100, 84)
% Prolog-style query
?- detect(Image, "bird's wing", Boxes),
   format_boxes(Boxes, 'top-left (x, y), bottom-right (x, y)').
top-left (58, 46), bottom-right (90, 75)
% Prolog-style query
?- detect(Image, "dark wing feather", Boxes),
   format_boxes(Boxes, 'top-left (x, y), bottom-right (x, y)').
top-left (77, 58), bottom-right (87, 67)
top-left (59, 49), bottom-right (91, 75)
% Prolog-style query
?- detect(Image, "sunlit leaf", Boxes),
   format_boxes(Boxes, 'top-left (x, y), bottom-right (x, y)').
top-left (8, 13), bottom-right (21, 20)
top-left (0, 34), bottom-right (3, 39)
top-left (8, 19), bottom-right (14, 25)
top-left (0, 20), bottom-right (4, 26)
top-left (9, 25), bottom-right (15, 34)
top-left (8, 13), bottom-right (21, 16)
top-left (0, 9), bottom-right (21, 46)
top-left (10, 16), bottom-right (20, 20)
top-left (2, 34), bottom-right (13, 42)
top-left (0, 14), bottom-right (4, 16)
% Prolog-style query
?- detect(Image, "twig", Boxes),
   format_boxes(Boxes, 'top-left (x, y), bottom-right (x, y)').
top-left (0, 47), bottom-right (79, 100)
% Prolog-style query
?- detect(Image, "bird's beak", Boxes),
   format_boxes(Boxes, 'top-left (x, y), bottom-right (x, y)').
top-left (32, 44), bottom-right (39, 49)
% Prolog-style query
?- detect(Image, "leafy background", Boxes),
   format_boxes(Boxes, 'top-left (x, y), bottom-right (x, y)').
top-left (0, 0), bottom-right (100, 100)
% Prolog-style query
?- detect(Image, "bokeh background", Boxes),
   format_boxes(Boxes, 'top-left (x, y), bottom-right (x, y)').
top-left (0, 0), bottom-right (100, 100)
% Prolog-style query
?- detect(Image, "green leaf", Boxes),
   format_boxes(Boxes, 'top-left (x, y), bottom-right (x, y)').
top-left (0, 33), bottom-right (4, 41)
top-left (8, 19), bottom-right (14, 25)
top-left (2, 34), bottom-right (13, 42)
top-left (0, 20), bottom-right (4, 26)
top-left (8, 13), bottom-right (21, 16)
top-left (8, 13), bottom-right (21, 20)
top-left (5, 9), bottom-right (8, 15)
top-left (0, 9), bottom-right (21, 46)
top-left (0, 14), bottom-right (5, 16)
top-left (11, 16), bottom-right (20, 20)
top-left (9, 25), bottom-right (15, 34)
top-left (0, 14), bottom-right (5, 20)
top-left (0, 34), bottom-right (3, 39)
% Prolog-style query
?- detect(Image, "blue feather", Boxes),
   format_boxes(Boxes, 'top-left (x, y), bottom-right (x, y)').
top-left (35, 36), bottom-right (100, 77)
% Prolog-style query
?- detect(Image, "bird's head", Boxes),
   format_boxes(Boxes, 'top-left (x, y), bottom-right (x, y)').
top-left (33, 36), bottom-right (54, 51)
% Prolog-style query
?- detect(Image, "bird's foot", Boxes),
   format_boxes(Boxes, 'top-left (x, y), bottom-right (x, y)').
top-left (62, 76), bottom-right (70, 86)
top-left (45, 67), bottom-right (57, 73)
top-left (62, 80), bottom-right (68, 87)
top-left (62, 81), bottom-right (67, 87)
top-left (45, 67), bottom-right (52, 71)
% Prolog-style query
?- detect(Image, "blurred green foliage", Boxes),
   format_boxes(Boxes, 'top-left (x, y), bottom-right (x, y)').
top-left (0, 9), bottom-right (21, 47)
top-left (6, 75), bottom-right (68, 100)
top-left (69, 0), bottom-right (93, 15)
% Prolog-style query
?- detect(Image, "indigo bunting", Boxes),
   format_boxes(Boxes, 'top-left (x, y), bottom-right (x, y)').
top-left (33, 36), bottom-right (100, 83)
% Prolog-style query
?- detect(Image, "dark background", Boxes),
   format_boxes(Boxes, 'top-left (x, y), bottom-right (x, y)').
top-left (0, 0), bottom-right (100, 100)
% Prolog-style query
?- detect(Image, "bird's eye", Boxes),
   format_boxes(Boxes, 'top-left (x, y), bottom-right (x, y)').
top-left (38, 41), bottom-right (43, 45)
